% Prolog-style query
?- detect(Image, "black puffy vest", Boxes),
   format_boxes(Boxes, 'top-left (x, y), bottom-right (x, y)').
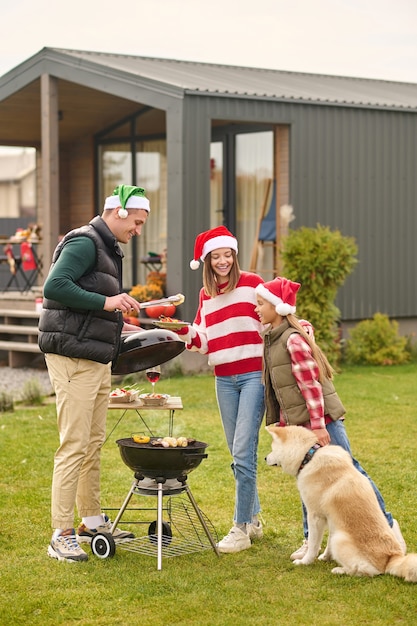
top-left (38, 216), bottom-right (124, 364)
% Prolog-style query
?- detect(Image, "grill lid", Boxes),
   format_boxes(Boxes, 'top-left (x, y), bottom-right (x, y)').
top-left (112, 328), bottom-right (185, 374)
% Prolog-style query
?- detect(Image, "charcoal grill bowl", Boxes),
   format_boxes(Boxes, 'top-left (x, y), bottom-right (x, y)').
top-left (116, 438), bottom-right (209, 480)
top-left (112, 329), bottom-right (185, 374)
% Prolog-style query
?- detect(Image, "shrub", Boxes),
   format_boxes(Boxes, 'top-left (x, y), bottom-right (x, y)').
top-left (0, 391), bottom-right (14, 412)
top-left (344, 313), bottom-right (411, 365)
top-left (281, 224), bottom-right (358, 366)
top-left (129, 283), bottom-right (163, 302)
top-left (129, 271), bottom-right (166, 303)
top-left (20, 378), bottom-right (44, 405)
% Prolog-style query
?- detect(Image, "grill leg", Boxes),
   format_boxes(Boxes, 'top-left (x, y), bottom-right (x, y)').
top-left (184, 484), bottom-right (220, 556)
top-left (157, 480), bottom-right (164, 570)
top-left (110, 478), bottom-right (139, 532)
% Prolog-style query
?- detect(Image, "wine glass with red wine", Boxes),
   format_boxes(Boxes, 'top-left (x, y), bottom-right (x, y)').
top-left (146, 365), bottom-right (161, 394)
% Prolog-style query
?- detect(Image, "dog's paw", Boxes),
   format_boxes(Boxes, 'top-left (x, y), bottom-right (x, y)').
top-left (331, 566), bottom-right (347, 575)
top-left (318, 551), bottom-right (331, 562)
top-left (293, 557), bottom-right (314, 566)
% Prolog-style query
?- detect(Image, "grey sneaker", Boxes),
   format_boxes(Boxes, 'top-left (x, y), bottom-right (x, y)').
top-left (248, 521), bottom-right (263, 540)
top-left (77, 514), bottom-right (134, 544)
top-left (48, 529), bottom-right (88, 562)
top-left (290, 539), bottom-right (308, 561)
top-left (217, 526), bottom-right (251, 553)
top-left (391, 518), bottom-right (407, 554)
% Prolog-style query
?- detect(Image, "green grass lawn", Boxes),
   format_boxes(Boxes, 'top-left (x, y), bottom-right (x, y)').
top-left (0, 364), bottom-right (416, 626)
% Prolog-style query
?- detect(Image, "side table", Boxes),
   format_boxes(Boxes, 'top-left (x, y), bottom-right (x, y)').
top-left (107, 396), bottom-right (183, 438)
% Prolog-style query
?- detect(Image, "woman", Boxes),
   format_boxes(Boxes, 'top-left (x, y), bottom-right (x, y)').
top-left (176, 226), bottom-right (265, 553)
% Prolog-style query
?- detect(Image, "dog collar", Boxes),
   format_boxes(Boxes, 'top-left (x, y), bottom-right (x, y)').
top-left (298, 443), bottom-right (322, 473)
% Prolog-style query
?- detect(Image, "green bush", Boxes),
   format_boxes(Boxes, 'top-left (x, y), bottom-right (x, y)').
top-left (20, 378), bottom-right (44, 405)
top-left (281, 224), bottom-right (358, 366)
top-left (0, 391), bottom-right (14, 412)
top-left (344, 312), bottom-right (411, 365)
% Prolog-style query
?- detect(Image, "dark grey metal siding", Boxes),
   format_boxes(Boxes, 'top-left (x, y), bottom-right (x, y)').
top-left (180, 94), bottom-right (417, 323)
top-left (291, 104), bottom-right (417, 320)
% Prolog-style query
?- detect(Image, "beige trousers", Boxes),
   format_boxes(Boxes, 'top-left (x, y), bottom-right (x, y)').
top-left (45, 353), bottom-right (112, 529)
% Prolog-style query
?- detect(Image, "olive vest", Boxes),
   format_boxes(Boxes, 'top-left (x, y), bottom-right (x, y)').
top-left (262, 319), bottom-right (345, 426)
top-left (38, 216), bottom-right (124, 364)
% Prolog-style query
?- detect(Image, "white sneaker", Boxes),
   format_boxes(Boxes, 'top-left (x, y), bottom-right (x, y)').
top-left (290, 539), bottom-right (308, 561)
top-left (77, 514), bottom-right (134, 544)
top-left (248, 521), bottom-right (263, 540)
top-left (391, 518), bottom-right (407, 554)
top-left (217, 526), bottom-right (251, 553)
top-left (48, 529), bottom-right (88, 562)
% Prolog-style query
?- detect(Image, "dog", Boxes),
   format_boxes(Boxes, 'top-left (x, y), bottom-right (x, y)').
top-left (266, 424), bottom-right (417, 582)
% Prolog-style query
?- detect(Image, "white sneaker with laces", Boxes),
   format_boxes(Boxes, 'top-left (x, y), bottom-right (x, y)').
top-left (48, 529), bottom-right (88, 562)
top-left (248, 521), bottom-right (263, 540)
top-left (290, 539), bottom-right (308, 561)
top-left (217, 526), bottom-right (251, 553)
top-left (77, 514), bottom-right (134, 544)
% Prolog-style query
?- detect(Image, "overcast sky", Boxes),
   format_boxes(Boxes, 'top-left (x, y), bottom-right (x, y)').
top-left (1, 0), bottom-right (417, 83)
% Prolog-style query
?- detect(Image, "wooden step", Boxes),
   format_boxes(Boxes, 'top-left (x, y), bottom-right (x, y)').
top-left (0, 308), bottom-right (40, 318)
top-left (0, 340), bottom-right (40, 352)
top-left (0, 324), bottom-right (39, 335)
top-left (0, 339), bottom-right (43, 368)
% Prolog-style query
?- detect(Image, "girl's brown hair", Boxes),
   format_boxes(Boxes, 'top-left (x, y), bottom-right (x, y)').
top-left (202, 250), bottom-right (241, 298)
top-left (287, 314), bottom-right (335, 382)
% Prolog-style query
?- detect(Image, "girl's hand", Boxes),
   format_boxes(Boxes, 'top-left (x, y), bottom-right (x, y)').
top-left (312, 427), bottom-right (330, 446)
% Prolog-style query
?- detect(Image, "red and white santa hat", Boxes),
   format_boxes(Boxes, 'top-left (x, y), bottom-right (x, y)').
top-left (190, 226), bottom-right (238, 270)
top-left (255, 277), bottom-right (301, 316)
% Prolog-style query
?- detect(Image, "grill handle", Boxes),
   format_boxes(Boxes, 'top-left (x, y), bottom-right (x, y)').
top-left (184, 453), bottom-right (208, 460)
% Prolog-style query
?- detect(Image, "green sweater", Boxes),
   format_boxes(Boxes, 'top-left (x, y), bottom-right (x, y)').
top-left (43, 237), bottom-right (106, 310)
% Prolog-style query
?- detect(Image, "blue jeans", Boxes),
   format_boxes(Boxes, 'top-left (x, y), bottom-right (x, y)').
top-left (215, 372), bottom-right (265, 525)
top-left (301, 419), bottom-right (393, 539)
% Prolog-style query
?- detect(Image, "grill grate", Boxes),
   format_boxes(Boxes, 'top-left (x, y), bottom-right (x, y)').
top-left (115, 494), bottom-right (218, 559)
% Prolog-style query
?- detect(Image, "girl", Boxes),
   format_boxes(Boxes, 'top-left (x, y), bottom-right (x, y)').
top-left (176, 226), bottom-right (265, 553)
top-left (255, 276), bottom-right (406, 559)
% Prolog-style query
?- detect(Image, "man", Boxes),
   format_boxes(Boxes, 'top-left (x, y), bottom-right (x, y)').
top-left (39, 184), bottom-right (150, 562)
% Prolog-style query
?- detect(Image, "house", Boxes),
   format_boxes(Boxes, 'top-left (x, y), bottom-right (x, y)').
top-left (0, 47), bottom-right (416, 336)
top-left (0, 149), bottom-right (36, 219)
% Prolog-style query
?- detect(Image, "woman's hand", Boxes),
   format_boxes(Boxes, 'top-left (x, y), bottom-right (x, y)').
top-left (122, 322), bottom-right (143, 333)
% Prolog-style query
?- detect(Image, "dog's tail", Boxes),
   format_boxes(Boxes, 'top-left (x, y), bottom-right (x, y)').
top-left (385, 553), bottom-right (417, 583)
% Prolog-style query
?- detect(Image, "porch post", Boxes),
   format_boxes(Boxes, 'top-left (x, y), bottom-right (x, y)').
top-left (40, 74), bottom-right (60, 271)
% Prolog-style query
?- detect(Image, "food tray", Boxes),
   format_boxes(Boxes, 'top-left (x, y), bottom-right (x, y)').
top-left (139, 393), bottom-right (169, 406)
top-left (109, 390), bottom-right (139, 403)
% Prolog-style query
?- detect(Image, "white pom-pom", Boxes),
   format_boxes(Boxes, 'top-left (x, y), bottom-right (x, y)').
top-left (118, 208), bottom-right (128, 219)
top-left (190, 259), bottom-right (200, 270)
top-left (276, 303), bottom-right (296, 316)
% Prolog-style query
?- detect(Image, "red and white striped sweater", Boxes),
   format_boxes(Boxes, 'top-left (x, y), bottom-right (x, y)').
top-left (179, 271), bottom-right (265, 376)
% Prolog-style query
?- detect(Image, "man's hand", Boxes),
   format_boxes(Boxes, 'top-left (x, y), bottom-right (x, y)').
top-left (104, 294), bottom-right (141, 315)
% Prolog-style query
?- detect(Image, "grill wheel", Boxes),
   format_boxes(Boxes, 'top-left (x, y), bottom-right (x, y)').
top-left (91, 532), bottom-right (116, 559)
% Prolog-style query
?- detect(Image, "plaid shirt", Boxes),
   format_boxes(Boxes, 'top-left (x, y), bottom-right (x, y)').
top-left (286, 332), bottom-right (327, 430)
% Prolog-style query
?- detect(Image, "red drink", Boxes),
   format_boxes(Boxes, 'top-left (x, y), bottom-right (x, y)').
top-left (146, 370), bottom-right (160, 384)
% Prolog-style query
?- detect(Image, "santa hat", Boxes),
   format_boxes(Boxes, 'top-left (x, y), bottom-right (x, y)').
top-left (104, 185), bottom-right (150, 214)
top-left (190, 226), bottom-right (238, 270)
top-left (255, 277), bottom-right (301, 316)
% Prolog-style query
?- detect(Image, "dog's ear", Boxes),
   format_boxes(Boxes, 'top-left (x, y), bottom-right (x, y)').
top-left (266, 425), bottom-right (290, 443)
top-left (266, 425), bottom-right (281, 440)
